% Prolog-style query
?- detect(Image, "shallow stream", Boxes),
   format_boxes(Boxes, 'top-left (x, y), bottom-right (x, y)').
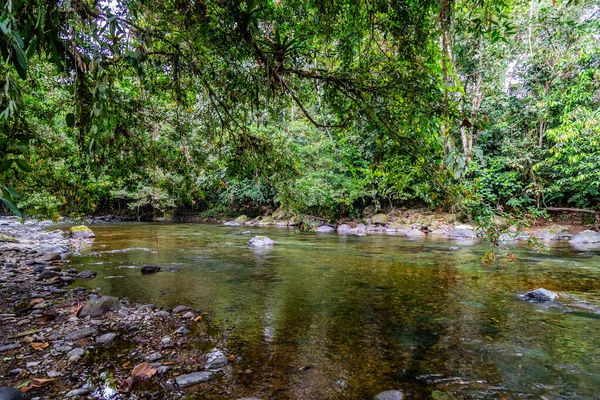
top-left (69, 223), bottom-right (600, 399)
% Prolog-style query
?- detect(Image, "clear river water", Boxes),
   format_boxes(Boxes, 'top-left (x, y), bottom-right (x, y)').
top-left (68, 223), bottom-right (600, 399)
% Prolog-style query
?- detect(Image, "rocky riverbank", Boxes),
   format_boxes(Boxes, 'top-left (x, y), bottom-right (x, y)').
top-left (0, 218), bottom-right (260, 399)
top-left (223, 209), bottom-right (600, 247)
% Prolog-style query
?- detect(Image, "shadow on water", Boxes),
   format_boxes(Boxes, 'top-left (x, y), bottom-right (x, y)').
top-left (68, 223), bottom-right (600, 399)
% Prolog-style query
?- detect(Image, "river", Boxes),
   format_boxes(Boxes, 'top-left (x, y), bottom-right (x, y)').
top-left (69, 223), bottom-right (600, 399)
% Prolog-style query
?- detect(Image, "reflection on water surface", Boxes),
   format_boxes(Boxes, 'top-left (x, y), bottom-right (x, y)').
top-left (70, 223), bottom-right (600, 399)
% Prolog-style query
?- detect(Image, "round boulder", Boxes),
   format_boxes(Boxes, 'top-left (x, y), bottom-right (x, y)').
top-left (248, 236), bottom-right (275, 247)
top-left (69, 225), bottom-right (95, 239)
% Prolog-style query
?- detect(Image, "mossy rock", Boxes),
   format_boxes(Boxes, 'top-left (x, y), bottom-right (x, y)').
top-left (258, 216), bottom-right (275, 225)
top-left (69, 225), bottom-right (95, 239)
top-left (372, 214), bottom-right (387, 224)
top-left (235, 215), bottom-right (249, 223)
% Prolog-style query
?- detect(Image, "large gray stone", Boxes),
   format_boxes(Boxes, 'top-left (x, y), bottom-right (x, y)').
top-left (248, 236), bottom-right (275, 247)
top-left (69, 225), bottom-right (95, 239)
top-left (175, 371), bottom-right (215, 388)
top-left (337, 224), bottom-right (353, 235)
top-left (570, 230), bottom-right (600, 244)
top-left (79, 296), bottom-right (121, 317)
top-left (447, 225), bottom-right (477, 239)
top-left (374, 390), bottom-right (404, 400)
top-left (0, 387), bottom-right (29, 400)
top-left (64, 327), bottom-right (98, 341)
top-left (316, 225), bottom-right (334, 233)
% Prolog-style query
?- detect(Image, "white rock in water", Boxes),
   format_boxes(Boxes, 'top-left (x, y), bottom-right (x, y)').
top-left (316, 225), bottom-right (334, 233)
top-left (248, 236), bottom-right (275, 247)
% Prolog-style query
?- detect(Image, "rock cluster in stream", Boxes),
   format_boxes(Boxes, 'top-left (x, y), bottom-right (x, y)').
top-left (227, 212), bottom-right (600, 247)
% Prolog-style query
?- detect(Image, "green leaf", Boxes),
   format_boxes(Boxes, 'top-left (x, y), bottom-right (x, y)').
top-left (3, 186), bottom-right (19, 199)
top-left (12, 43), bottom-right (27, 80)
top-left (66, 113), bottom-right (75, 128)
top-left (1, 197), bottom-right (23, 217)
top-left (0, 159), bottom-right (13, 172)
top-left (14, 158), bottom-right (33, 172)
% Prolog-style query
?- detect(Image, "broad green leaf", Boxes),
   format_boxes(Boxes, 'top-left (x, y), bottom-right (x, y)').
top-left (14, 158), bottom-right (33, 172)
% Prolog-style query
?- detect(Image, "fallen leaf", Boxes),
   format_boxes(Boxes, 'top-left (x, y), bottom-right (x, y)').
top-left (29, 298), bottom-right (44, 306)
top-left (131, 362), bottom-right (157, 381)
top-left (122, 361), bottom-right (131, 368)
top-left (194, 315), bottom-right (202, 322)
top-left (31, 378), bottom-right (57, 387)
top-left (31, 342), bottom-right (49, 351)
top-left (71, 304), bottom-right (83, 316)
top-left (118, 377), bottom-right (133, 393)
top-left (9, 329), bottom-right (39, 339)
top-left (21, 377), bottom-right (57, 392)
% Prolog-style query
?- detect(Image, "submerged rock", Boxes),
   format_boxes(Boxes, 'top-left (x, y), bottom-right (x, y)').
top-left (79, 296), bottom-right (121, 317)
top-left (75, 270), bottom-right (97, 280)
top-left (175, 371), bottom-right (215, 388)
top-left (172, 305), bottom-right (191, 314)
top-left (248, 236), bottom-right (275, 247)
top-left (374, 390), bottom-right (404, 400)
top-left (141, 265), bottom-right (162, 274)
top-left (69, 225), bottom-right (95, 239)
top-left (520, 288), bottom-right (559, 302)
top-left (0, 387), bottom-right (29, 400)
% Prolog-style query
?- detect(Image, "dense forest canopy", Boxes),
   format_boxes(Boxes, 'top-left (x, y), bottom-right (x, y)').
top-left (0, 0), bottom-right (599, 220)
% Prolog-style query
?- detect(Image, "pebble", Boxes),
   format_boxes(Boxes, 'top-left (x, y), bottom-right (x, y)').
top-left (64, 387), bottom-right (95, 397)
top-left (145, 352), bottom-right (163, 362)
top-left (64, 327), bottom-right (98, 341)
top-left (205, 349), bottom-right (228, 369)
top-left (68, 348), bottom-right (85, 357)
top-left (182, 311), bottom-right (194, 319)
top-left (96, 332), bottom-right (118, 345)
top-left (0, 344), bottom-right (21, 352)
top-left (175, 371), bottom-right (215, 388)
top-left (175, 326), bottom-right (190, 335)
top-left (172, 305), bottom-right (191, 314)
